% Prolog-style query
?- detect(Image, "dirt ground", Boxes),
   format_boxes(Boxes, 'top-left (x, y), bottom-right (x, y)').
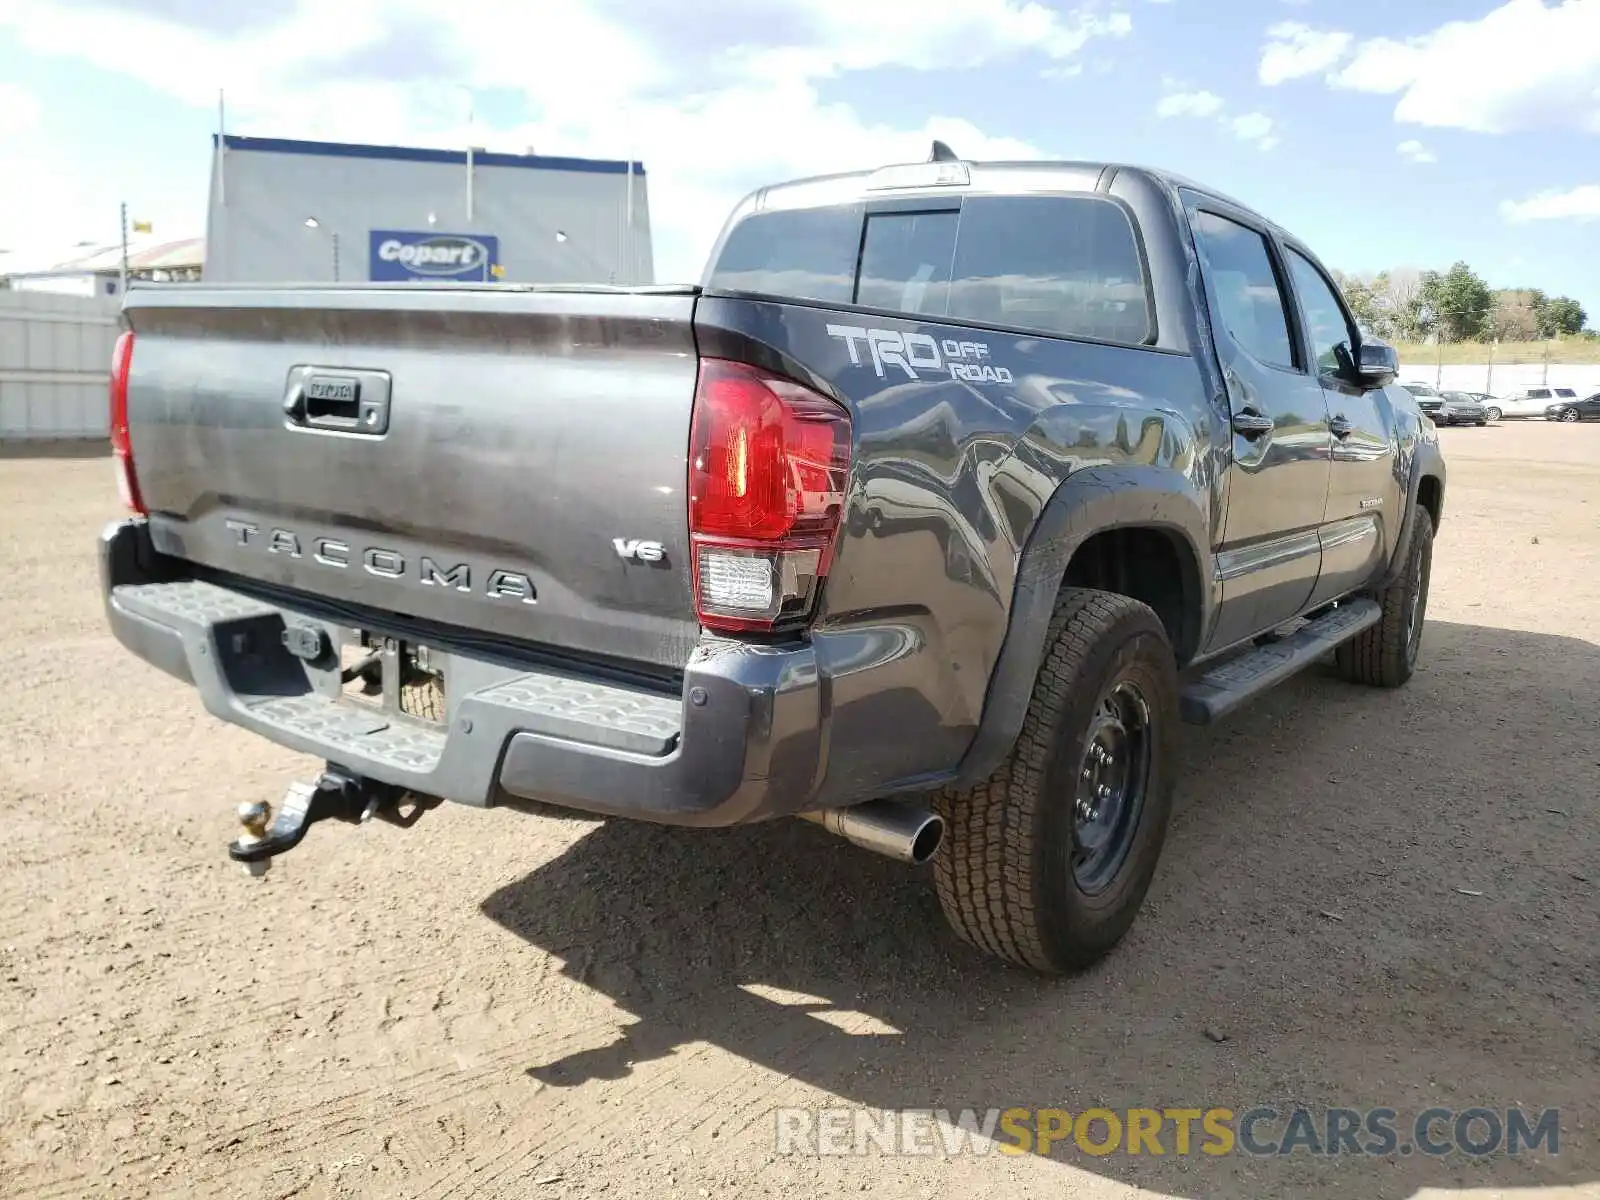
top-left (2, 423), bottom-right (1597, 1200)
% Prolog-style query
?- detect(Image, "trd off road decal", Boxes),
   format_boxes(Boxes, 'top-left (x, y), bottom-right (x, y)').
top-left (827, 324), bottom-right (1015, 385)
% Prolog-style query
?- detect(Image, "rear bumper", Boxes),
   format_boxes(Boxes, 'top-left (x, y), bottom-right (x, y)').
top-left (100, 518), bottom-right (825, 827)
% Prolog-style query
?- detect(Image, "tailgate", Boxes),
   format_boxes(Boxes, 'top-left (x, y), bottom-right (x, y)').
top-left (123, 284), bottom-right (702, 671)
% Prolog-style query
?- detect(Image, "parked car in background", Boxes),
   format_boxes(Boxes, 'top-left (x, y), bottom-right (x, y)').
top-left (1400, 382), bottom-right (1447, 423)
top-left (1546, 392), bottom-right (1600, 422)
top-left (1499, 386), bottom-right (1580, 419)
top-left (1461, 392), bottom-right (1502, 421)
top-left (1440, 391), bottom-right (1489, 426)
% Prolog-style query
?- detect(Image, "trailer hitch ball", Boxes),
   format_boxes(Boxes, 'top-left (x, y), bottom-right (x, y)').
top-left (236, 800), bottom-right (274, 878)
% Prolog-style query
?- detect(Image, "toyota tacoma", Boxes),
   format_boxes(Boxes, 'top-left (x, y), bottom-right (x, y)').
top-left (101, 146), bottom-right (1444, 973)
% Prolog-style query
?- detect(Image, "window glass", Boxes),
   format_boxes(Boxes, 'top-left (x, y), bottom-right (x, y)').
top-left (1528, 389), bottom-right (1551, 399)
top-left (1554, 388), bottom-right (1576, 398)
top-left (705, 195), bottom-right (1156, 344)
top-left (855, 211), bottom-right (958, 316)
top-left (706, 205), bottom-right (860, 304)
top-left (1191, 210), bottom-right (1295, 369)
top-left (1287, 249), bottom-right (1353, 375)
top-left (946, 196), bottom-right (1151, 343)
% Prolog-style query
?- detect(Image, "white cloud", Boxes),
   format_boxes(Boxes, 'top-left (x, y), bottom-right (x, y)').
top-left (1500, 185), bottom-right (1600, 223)
top-left (1154, 83), bottom-right (1277, 150)
top-left (0, 0), bottom-right (1134, 276)
top-left (1155, 89), bottom-right (1224, 118)
top-left (1397, 139), bottom-right (1437, 163)
top-left (1331, 0), bottom-right (1600, 134)
top-left (1229, 111), bottom-right (1278, 150)
top-left (1258, 21), bottom-right (1354, 85)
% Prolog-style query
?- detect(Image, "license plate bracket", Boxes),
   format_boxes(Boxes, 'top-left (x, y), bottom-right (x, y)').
top-left (338, 632), bottom-right (447, 724)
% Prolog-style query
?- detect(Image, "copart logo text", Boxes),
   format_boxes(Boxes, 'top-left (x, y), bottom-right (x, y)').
top-left (376, 235), bottom-right (488, 273)
top-left (827, 324), bottom-right (1015, 385)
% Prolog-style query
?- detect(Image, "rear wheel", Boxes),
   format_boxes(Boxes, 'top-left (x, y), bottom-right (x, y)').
top-left (932, 589), bottom-right (1177, 973)
top-left (1336, 507), bottom-right (1433, 688)
top-left (1485, 406), bottom-right (1502, 422)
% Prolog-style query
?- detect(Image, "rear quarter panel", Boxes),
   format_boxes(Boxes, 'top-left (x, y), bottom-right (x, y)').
top-left (695, 295), bottom-right (1216, 801)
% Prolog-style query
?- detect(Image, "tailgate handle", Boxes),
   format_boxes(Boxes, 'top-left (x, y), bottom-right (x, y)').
top-left (285, 369), bottom-right (391, 436)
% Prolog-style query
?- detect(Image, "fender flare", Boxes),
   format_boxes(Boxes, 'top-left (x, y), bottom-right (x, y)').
top-left (952, 465), bottom-right (1211, 787)
top-left (1377, 438), bottom-right (1446, 589)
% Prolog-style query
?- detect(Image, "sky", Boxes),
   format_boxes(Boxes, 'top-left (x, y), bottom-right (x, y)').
top-left (0, 0), bottom-right (1597, 322)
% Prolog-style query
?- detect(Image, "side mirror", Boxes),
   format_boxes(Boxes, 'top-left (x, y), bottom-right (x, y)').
top-left (1350, 338), bottom-right (1399, 389)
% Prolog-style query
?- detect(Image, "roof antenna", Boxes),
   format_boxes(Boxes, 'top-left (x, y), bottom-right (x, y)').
top-left (928, 140), bottom-right (959, 163)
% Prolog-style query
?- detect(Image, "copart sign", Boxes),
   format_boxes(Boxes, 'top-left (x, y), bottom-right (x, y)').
top-left (827, 324), bottom-right (1015, 385)
top-left (369, 230), bottom-right (500, 281)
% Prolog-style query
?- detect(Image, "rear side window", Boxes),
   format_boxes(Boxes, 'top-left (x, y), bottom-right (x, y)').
top-left (1528, 388), bottom-right (1551, 399)
top-left (707, 206), bottom-right (860, 305)
top-left (948, 197), bottom-right (1150, 344)
top-left (1190, 210), bottom-right (1295, 370)
top-left (707, 194), bottom-right (1152, 345)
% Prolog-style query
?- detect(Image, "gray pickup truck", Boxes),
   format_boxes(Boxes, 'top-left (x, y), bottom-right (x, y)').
top-left (102, 146), bottom-right (1444, 973)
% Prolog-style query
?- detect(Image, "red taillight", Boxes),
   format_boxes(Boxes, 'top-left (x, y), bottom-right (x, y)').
top-left (109, 329), bottom-right (145, 514)
top-left (687, 358), bottom-right (851, 633)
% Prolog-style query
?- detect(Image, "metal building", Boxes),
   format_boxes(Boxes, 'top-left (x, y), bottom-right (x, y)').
top-left (204, 135), bottom-right (653, 286)
top-left (1, 237), bottom-right (204, 299)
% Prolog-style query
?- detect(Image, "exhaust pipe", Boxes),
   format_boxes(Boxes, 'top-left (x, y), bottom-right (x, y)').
top-left (798, 799), bottom-right (944, 865)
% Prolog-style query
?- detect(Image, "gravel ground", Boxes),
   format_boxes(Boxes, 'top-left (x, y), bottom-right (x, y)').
top-left (1, 423), bottom-right (1597, 1200)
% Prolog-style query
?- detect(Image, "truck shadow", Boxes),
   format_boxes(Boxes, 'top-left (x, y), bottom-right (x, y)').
top-left (481, 619), bottom-right (1597, 1198)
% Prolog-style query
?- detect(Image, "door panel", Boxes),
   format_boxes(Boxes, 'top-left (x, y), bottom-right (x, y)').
top-left (1187, 202), bottom-right (1331, 652)
top-left (1281, 246), bottom-right (1400, 606)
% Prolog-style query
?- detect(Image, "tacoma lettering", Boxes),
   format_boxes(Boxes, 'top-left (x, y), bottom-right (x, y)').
top-left (217, 521), bottom-right (535, 603)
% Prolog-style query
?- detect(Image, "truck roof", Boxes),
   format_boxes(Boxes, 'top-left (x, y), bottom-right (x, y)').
top-left (742, 154), bottom-right (1281, 240)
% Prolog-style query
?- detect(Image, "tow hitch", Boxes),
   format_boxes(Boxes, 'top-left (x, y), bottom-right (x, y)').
top-left (228, 768), bottom-right (440, 877)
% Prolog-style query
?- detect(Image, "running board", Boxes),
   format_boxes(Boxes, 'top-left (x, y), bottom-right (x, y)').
top-left (1179, 599), bottom-right (1382, 725)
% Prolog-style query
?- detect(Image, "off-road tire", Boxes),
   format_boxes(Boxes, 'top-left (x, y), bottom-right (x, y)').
top-left (1335, 506), bottom-right (1434, 688)
top-left (931, 589), bottom-right (1178, 974)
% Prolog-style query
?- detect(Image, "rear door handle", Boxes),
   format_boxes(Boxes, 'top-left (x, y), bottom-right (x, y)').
top-left (1329, 416), bottom-right (1353, 439)
top-left (1231, 410), bottom-right (1275, 438)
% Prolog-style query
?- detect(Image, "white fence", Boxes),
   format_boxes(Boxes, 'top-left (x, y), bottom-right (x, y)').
top-left (1397, 358), bottom-right (1600, 398)
top-left (0, 290), bottom-right (121, 441)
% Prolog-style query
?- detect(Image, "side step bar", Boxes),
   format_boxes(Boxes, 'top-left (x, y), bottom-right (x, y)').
top-left (1179, 598), bottom-right (1382, 725)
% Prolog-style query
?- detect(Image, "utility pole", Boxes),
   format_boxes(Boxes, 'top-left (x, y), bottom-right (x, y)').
top-left (464, 87), bottom-right (475, 222)
top-left (217, 89), bottom-right (227, 206)
top-left (119, 201), bottom-right (129, 295)
top-left (624, 158), bottom-right (634, 285)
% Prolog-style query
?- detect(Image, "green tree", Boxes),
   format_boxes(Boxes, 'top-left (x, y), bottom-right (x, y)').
top-left (1418, 261), bottom-right (1492, 342)
top-left (1538, 296), bottom-right (1587, 337)
top-left (1333, 270), bottom-right (1382, 333)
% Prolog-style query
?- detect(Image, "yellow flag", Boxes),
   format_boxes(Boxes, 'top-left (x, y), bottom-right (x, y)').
top-left (131, 220), bottom-right (153, 234)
